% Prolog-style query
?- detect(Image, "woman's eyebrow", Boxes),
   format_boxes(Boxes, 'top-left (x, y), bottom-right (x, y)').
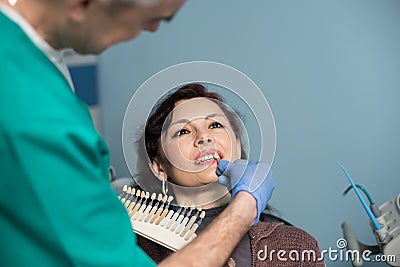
top-left (205, 113), bottom-right (224, 119)
top-left (170, 113), bottom-right (225, 126)
top-left (170, 118), bottom-right (189, 126)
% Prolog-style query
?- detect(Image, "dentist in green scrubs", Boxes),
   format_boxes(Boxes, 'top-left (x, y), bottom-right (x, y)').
top-left (0, 0), bottom-right (275, 266)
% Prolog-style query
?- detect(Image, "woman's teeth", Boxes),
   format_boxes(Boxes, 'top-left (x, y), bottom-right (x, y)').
top-left (196, 153), bottom-right (220, 164)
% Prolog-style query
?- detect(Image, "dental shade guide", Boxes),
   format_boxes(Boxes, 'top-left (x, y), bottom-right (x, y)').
top-left (138, 193), bottom-right (156, 221)
top-left (123, 187), bottom-right (135, 208)
top-left (127, 189), bottom-right (141, 214)
top-left (130, 191), bottom-right (146, 219)
top-left (118, 186), bottom-right (205, 252)
top-left (184, 211), bottom-right (206, 241)
top-left (176, 205), bottom-right (194, 234)
top-left (180, 207), bottom-right (201, 238)
top-left (144, 194), bottom-right (163, 223)
top-left (150, 195), bottom-right (169, 224)
top-left (119, 184), bottom-right (128, 201)
top-left (132, 192), bottom-right (150, 220)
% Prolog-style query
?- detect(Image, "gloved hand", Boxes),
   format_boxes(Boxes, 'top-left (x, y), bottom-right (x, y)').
top-left (216, 159), bottom-right (275, 225)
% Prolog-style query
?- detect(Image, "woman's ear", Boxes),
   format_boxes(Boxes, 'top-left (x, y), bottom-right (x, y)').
top-left (149, 159), bottom-right (168, 181)
top-left (236, 139), bottom-right (242, 159)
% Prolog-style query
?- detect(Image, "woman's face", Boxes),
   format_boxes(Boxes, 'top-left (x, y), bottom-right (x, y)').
top-left (155, 97), bottom-right (241, 187)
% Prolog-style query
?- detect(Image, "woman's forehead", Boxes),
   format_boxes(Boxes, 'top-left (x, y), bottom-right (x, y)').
top-left (172, 97), bottom-right (226, 121)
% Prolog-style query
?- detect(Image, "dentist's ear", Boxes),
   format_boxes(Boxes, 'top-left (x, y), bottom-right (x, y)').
top-left (66, 0), bottom-right (94, 22)
top-left (149, 159), bottom-right (168, 181)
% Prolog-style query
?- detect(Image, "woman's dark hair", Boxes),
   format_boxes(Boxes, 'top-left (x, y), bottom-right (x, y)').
top-left (145, 83), bottom-right (247, 163)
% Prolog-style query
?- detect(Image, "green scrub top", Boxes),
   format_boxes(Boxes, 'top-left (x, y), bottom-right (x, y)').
top-left (0, 11), bottom-right (156, 267)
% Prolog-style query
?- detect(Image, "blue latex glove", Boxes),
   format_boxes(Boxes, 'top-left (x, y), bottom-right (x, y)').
top-left (216, 159), bottom-right (275, 225)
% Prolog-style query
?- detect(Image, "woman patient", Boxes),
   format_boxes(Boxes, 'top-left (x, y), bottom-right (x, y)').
top-left (137, 83), bottom-right (324, 266)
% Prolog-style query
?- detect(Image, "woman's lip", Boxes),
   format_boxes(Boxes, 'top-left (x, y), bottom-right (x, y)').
top-left (194, 148), bottom-right (223, 161)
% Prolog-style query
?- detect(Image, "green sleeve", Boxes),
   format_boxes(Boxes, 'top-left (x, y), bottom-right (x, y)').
top-left (0, 120), bottom-right (156, 267)
top-left (0, 11), bottom-right (156, 266)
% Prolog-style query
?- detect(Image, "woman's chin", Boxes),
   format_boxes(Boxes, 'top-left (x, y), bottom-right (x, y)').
top-left (199, 175), bottom-right (220, 186)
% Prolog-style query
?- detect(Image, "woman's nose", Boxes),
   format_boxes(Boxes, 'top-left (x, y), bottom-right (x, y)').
top-left (195, 131), bottom-right (214, 146)
top-left (197, 138), bottom-right (212, 146)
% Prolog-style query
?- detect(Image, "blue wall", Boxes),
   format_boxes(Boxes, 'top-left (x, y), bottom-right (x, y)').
top-left (99, 1), bottom-right (400, 265)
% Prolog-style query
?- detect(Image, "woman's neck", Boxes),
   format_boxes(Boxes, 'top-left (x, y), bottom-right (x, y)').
top-left (171, 181), bottom-right (231, 209)
top-left (200, 193), bottom-right (230, 209)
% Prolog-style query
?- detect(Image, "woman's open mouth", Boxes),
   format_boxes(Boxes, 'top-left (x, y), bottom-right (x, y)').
top-left (194, 149), bottom-right (223, 166)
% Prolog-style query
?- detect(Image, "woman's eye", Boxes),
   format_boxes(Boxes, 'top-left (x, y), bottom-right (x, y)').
top-left (176, 128), bottom-right (190, 137)
top-left (209, 122), bottom-right (223, 129)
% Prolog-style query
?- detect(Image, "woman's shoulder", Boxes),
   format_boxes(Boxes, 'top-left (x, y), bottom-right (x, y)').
top-left (255, 213), bottom-right (318, 244)
top-left (250, 221), bottom-right (320, 248)
top-left (249, 222), bottom-right (325, 266)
